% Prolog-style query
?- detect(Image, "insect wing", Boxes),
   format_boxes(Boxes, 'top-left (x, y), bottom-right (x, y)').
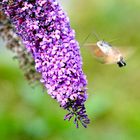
top-left (116, 47), bottom-right (134, 60)
top-left (85, 43), bottom-right (109, 63)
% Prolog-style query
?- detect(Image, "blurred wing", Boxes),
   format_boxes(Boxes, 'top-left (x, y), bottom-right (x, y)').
top-left (116, 47), bottom-right (135, 60)
top-left (85, 43), bottom-right (110, 64)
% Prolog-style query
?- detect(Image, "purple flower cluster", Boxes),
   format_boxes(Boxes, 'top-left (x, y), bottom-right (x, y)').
top-left (2, 0), bottom-right (90, 127)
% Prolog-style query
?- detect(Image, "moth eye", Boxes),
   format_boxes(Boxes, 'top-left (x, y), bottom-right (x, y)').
top-left (100, 43), bottom-right (103, 46)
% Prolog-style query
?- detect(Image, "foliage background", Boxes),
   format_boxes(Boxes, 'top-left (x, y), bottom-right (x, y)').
top-left (0, 0), bottom-right (140, 139)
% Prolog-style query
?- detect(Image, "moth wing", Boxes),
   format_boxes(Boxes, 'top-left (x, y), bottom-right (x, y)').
top-left (115, 47), bottom-right (135, 60)
top-left (85, 43), bottom-right (110, 63)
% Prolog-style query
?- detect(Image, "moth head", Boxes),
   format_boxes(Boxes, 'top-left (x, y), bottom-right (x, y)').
top-left (97, 40), bottom-right (112, 47)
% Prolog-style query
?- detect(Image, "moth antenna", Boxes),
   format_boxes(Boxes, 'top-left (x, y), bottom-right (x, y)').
top-left (81, 32), bottom-right (92, 47)
top-left (108, 37), bottom-right (119, 43)
top-left (81, 31), bottom-right (100, 47)
top-left (92, 31), bottom-right (100, 41)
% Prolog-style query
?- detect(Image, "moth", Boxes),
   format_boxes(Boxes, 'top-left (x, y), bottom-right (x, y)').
top-left (84, 33), bottom-right (132, 67)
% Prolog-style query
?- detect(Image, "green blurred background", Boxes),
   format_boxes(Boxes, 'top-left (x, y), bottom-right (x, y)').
top-left (0, 0), bottom-right (140, 139)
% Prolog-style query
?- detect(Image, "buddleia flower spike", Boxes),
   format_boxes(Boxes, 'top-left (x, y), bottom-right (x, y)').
top-left (2, 0), bottom-right (90, 127)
